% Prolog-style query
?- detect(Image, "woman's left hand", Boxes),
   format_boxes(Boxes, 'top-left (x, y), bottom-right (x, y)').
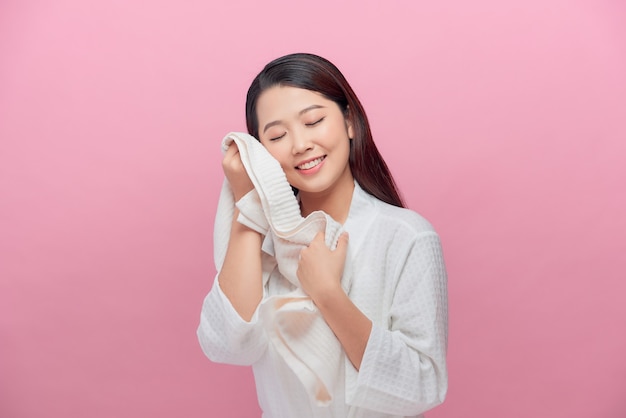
top-left (297, 231), bottom-right (349, 303)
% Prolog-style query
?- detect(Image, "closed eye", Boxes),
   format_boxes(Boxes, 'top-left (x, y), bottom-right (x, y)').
top-left (305, 117), bottom-right (325, 127)
top-left (269, 132), bottom-right (286, 141)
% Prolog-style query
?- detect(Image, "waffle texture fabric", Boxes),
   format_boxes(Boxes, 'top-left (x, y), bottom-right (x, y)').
top-left (197, 133), bottom-right (448, 417)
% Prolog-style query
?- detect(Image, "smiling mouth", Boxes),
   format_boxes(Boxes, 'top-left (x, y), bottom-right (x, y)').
top-left (296, 156), bottom-right (326, 170)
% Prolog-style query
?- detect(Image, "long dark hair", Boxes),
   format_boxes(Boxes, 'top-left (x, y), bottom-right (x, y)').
top-left (246, 53), bottom-right (405, 208)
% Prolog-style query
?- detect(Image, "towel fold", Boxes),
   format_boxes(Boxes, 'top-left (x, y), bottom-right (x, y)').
top-left (214, 132), bottom-right (351, 406)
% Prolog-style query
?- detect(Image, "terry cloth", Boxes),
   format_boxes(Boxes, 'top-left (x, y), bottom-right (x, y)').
top-left (214, 132), bottom-right (352, 406)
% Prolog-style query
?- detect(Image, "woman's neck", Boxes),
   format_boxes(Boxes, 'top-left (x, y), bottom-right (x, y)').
top-left (299, 173), bottom-right (355, 224)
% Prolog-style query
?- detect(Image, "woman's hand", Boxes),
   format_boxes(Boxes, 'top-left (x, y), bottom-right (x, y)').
top-left (297, 231), bottom-right (349, 303)
top-left (222, 143), bottom-right (254, 201)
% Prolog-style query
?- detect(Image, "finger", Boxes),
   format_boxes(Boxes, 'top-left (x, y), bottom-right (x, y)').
top-left (335, 232), bottom-right (349, 256)
top-left (224, 143), bottom-right (239, 158)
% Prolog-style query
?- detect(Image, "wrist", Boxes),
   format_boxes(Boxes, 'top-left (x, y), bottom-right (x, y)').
top-left (311, 283), bottom-right (346, 310)
top-left (231, 210), bottom-right (262, 236)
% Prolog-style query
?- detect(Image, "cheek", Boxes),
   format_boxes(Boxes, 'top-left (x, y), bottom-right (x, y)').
top-left (325, 119), bottom-right (350, 145)
top-left (265, 145), bottom-right (291, 168)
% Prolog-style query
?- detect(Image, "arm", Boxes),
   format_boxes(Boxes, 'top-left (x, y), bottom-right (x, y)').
top-left (218, 209), bottom-right (263, 321)
top-left (196, 143), bottom-right (268, 365)
top-left (217, 142), bottom-right (263, 321)
top-left (314, 287), bottom-right (372, 370)
top-left (296, 232), bottom-right (372, 370)
top-left (349, 232), bottom-right (448, 415)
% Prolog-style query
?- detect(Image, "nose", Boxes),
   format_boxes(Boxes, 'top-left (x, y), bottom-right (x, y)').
top-left (291, 129), bottom-right (313, 155)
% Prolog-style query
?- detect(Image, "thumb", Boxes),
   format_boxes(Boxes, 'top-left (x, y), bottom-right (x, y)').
top-left (313, 231), bottom-right (326, 244)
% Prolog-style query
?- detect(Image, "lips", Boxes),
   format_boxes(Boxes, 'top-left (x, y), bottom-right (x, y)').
top-left (296, 156), bottom-right (325, 170)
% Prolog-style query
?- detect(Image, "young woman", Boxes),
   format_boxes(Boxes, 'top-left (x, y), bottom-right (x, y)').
top-left (198, 53), bottom-right (448, 418)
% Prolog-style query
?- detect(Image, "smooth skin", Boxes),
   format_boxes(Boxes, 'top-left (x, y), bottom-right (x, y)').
top-left (219, 86), bottom-right (372, 370)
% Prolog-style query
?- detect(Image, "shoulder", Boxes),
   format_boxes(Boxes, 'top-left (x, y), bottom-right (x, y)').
top-left (347, 182), bottom-right (441, 253)
top-left (371, 196), bottom-right (437, 238)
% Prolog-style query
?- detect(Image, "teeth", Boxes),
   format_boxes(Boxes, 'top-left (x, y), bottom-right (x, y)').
top-left (298, 157), bottom-right (324, 170)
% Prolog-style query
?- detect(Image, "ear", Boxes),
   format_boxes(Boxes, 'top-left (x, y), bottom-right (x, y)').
top-left (345, 105), bottom-right (354, 139)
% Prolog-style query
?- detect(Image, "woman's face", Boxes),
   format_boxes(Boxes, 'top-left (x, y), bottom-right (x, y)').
top-left (256, 86), bottom-right (354, 197)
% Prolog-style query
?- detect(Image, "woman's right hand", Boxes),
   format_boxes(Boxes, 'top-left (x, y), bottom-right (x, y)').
top-left (222, 143), bottom-right (254, 201)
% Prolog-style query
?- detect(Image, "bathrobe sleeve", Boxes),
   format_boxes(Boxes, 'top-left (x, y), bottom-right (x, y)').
top-left (197, 275), bottom-right (269, 366)
top-left (346, 231), bottom-right (448, 416)
top-left (197, 190), bottom-right (274, 366)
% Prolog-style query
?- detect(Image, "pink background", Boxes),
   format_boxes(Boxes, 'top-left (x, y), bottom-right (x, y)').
top-left (1, 1), bottom-right (625, 417)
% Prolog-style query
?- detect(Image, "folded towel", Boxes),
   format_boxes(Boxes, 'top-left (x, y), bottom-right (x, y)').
top-left (214, 132), bottom-right (352, 406)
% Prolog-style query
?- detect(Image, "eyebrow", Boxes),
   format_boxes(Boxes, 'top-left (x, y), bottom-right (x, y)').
top-left (262, 104), bottom-right (326, 134)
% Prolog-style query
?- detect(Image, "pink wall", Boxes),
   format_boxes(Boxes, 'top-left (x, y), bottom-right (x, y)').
top-left (1, 1), bottom-right (625, 417)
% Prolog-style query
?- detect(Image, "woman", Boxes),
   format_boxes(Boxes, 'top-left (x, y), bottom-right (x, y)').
top-left (198, 53), bottom-right (448, 418)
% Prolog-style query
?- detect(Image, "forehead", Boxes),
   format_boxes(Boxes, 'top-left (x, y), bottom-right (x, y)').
top-left (256, 86), bottom-right (334, 120)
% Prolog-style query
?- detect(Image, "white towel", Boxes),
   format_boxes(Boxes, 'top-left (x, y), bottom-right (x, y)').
top-left (214, 132), bottom-right (352, 406)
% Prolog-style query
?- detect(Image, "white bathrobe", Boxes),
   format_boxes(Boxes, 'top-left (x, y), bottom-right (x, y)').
top-left (198, 174), bottom-right (448, 417)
